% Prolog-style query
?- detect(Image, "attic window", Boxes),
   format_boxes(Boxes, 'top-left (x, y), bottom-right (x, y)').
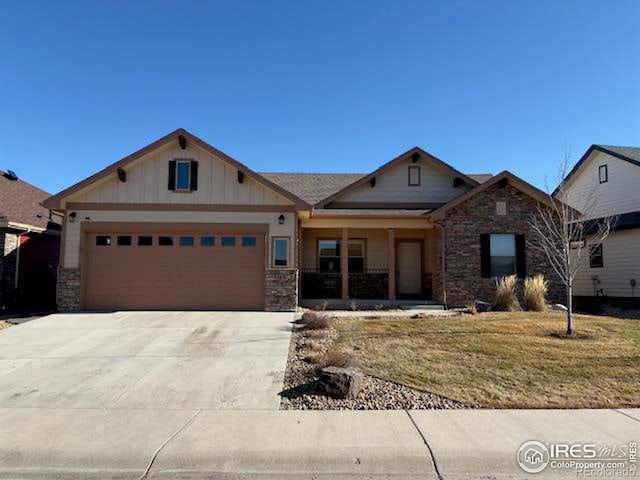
top-left (408, 166), bottom-right (420, 186)
top-left (599, 165), bottom-right (608, 184)
top-left (496, 201), bottom-right (507, 216)
top-left (168, 159), bottom-right (198, 191)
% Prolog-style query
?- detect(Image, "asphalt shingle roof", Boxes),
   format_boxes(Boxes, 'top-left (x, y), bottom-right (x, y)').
top-left (596, 145), bottom-right (640, 165)
top-left (0, 172), bottom-right (61, 230)
top-left (261, 172), bottom-right (492, 205)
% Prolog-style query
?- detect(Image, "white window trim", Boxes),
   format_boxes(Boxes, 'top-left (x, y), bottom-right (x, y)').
top-left (272, 237), bottom-right (290, 268)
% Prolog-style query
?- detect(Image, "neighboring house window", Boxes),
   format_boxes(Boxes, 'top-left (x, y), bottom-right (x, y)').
top-left (408, 165), bottom-right (421, 186)
top-left (273, 237), bottom-right (289, 267)
top-left (590, 244), bottom-right (603, 268)
top-left (480, 233), bottom-right (526, 278)
top-left (318, 239), bottom-right (365, 272)
top-left (598, 165), bottom-right (608, 184)
top-left (168, 159), bottom-right (198, 191)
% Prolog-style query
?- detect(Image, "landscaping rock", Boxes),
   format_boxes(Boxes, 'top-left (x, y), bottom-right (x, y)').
top-left (318, 366), bottom-right (364, 399)
top-left (474, 300), bottom-right (493, 313)
top-left (550, 303), bottom-right (568, 311)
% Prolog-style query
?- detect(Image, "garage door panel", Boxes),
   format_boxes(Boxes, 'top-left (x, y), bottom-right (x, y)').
top-left (83, 232), bottom-right (265, 310)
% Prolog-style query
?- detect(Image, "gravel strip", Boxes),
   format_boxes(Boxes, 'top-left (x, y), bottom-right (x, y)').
top-left (279, 319), bottom-right (473, 410)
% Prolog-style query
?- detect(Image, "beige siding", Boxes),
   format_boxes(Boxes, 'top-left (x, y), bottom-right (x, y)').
top-left (65, 143), bottom-right (293, 207)
top-left (301, 227), bottom-right (433, 273)
top-left (565, 151), bottom-right (640, 217)
top-left (336, 158), bottom-right (473, 204)
top-left (573, 229), bottom-right (640, 297)
top-left (63, 210), bottom-right (295, 269)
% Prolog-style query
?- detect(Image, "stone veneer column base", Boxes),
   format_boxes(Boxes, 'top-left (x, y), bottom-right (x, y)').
top-left (265, 269), bottom-right (298, 311)
top-left (57, 267), bottom-right (81, 312)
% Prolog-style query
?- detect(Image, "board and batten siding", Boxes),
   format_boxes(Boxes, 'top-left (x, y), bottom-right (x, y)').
top-left (564, 151), bottom-right (640, 218)
top-left (572, 229), bottom-right (640, 297)
top-left (62, 210), bottom-right (295, 269)
top-left (65, 143), bottom-right (293, 207)
top-left (335, 158), bottom-right (473, 204)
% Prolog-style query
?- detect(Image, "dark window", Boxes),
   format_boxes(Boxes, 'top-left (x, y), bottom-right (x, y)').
top-left (490, 234), bottom-right (516, 277)
top-left (221, 236), bottom-right (236, 247)
top-left (138, 236), bottom-right (153, 246)
top-left (599, 165), bottom-right (608, 184)
top-left (96, 235), bottom-right (111, 246)
top-left (348, 239), bottom-right (365, 272)
top-left (159, 236), bottom-right (174, 246)
top-left (318, 239), bottom-right (340, 271)
top-left (273, 238), bottom-right (289, 267)
top-left (242, 236), bottom-right (257, 247)
top-left (318, 239), bottom-right (365, 272)
top-left (180, 236), bottom-right (194, 246)
top-left (116, 235), bottom-right (132, 246)
top-left (176, 161), bottom-right (191, 190)
top-left (590, 244), bottom-right (603, 268)
top-left (200, 236), bottom-right (215, 247)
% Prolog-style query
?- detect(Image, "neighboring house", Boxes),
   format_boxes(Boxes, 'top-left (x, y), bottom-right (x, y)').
top-left (562, 145), bottom-right (640, 305)
top-left (0, 170), bottom-right (61, 311)
top-left (43, 128), bottom-right (562, 311)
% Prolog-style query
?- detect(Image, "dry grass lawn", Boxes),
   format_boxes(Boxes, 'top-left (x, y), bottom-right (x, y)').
top-left (333, 312), bottom-right (640, 408)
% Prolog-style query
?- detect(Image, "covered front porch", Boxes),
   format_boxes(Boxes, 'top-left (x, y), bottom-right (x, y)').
top-left (298, 215), bottom-right (440, 305)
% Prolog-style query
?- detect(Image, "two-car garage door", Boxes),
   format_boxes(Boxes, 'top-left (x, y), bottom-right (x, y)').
top-left (83, 229), bottom-right (265, 310)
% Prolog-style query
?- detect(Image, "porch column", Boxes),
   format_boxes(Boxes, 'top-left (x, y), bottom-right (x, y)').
top-left (388, 228), bottom-right (396, 300)
top-left (341, 227), bottom-right (349, 299)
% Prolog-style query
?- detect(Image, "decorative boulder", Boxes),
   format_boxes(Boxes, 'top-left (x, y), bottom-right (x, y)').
top-left (318, 366), bottom-right (364, 399)
top-left (474, 300), bottom-right (492, 313)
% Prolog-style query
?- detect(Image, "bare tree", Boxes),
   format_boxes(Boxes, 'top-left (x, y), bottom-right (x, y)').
top-left (528, 151), bottom-right (616, 335)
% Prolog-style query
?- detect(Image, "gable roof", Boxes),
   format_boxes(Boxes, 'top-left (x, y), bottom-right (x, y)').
top-left (0, 172), bottom-right (61, 232)
top-left (430, 170), bottom-right (558, 220)
top-left (558, 144), bottom-right (640, 194)
top-left (314, 147), bottom-right (481, 208)
top-left (260, 172), bottom-right (366, 205)
top-left (43, 128), bottom-right (311, 210)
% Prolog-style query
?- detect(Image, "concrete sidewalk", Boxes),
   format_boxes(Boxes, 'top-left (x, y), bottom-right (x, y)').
top-left (0, 408), bottom-right (637, 479)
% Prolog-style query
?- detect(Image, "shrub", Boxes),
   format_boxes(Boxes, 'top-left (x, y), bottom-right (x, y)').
top-left (524, 274), bottom-right (548, 312)
top-left (323, 349), bottom-right (353, 368)
top-left (494, 275), bottom-right (521, 311)
top-left (465, 302), bottom-right (478, 315)
top-left (303, 352), bottom-right (324, 364)
top-left (307, 339), bottom-right (321, 351)
top-left (302, 312), bottom-right (329, 330)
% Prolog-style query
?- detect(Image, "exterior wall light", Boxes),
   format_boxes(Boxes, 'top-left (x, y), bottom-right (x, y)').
top-left (69, 212), bottom-right (77, 223)
top-left (278, 214), bottom-right (285, 225)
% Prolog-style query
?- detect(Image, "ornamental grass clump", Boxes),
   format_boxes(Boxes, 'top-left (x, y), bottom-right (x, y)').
top-left (524, 274), bottom-right (548, 312)
top-left (494, 274), bottom-right (521, 311)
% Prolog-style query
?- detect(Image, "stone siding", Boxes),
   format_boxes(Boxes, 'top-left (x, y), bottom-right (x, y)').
top-left (440, 183), bottom-right (563, 307)
top-left (265, 269), bottom-right (298, 311)
top-left (57, 267), bottom-right (81, 311)
top-left (0, 232), bottom-right (19, 308)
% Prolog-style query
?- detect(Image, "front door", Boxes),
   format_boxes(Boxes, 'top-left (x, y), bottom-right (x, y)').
top-left (397, 241), bottom-right (422, 296)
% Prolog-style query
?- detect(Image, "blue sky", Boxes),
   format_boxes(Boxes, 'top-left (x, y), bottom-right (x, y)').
top-left (2, 0), bottom-right (639, 194)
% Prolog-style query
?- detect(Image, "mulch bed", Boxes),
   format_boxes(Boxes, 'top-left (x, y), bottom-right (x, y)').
top-left (279, 319), bottom-right (472, 410)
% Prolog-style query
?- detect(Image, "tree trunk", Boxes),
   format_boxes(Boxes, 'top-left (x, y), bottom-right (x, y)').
top-left (566, 282), bottom-right (573, 336)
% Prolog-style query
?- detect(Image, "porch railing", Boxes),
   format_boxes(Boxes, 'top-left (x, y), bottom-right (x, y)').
top-left (300, 268), bottom-right (389, 299)
top-left (349, 268), bottom-right (389, 299)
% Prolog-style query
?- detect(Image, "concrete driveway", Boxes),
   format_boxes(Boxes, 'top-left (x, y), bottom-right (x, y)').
top-left (0, 311), bottom-right (294, 410)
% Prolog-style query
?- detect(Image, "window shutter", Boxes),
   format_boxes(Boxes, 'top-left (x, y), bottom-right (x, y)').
top-left (515, 234), bottom-right (526, 278)
top-left (190, 160), bottom-right (198, 191)
top-left (480, 234), bottom-right (490, 278)
top-left (168, 160), bottom-right (176, 190)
